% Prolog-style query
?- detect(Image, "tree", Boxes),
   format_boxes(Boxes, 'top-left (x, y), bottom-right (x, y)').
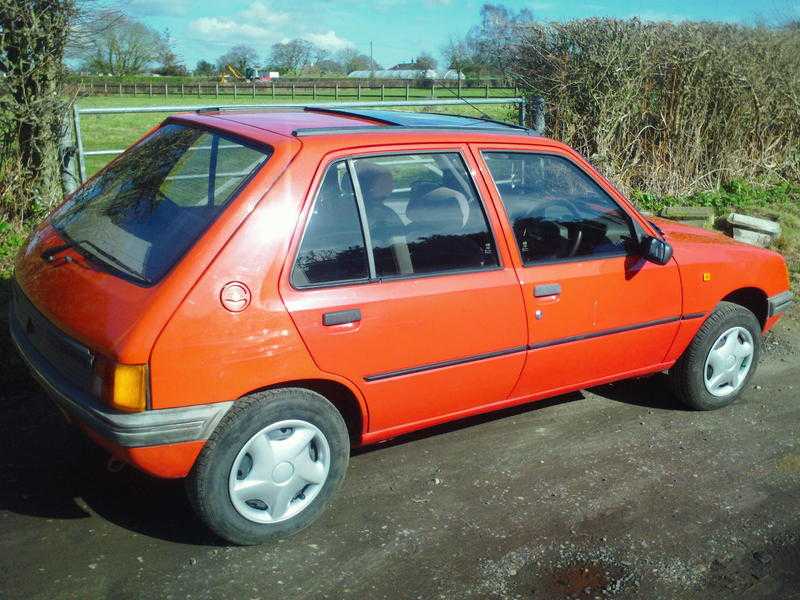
top-left (153, 29), bottom-right (186, 76)
top-left (309, 58), bottom-right (344, 75)
top-left (76, 13), bottom-right (168, 75)
top-left (441, 3), bottom-right (535, 77)
top-left (336, 47), bottom-right (380, 73)
top-left (194, 59), bottom-right (215, 76)
top-left (414, 52), bottom-right (437, 70)
top-left (269, 39), bottom-right (314, 74)
top-left (1, 0), bottom-right (77, 216)
top-left (216, 45), bottom-right (259, 74)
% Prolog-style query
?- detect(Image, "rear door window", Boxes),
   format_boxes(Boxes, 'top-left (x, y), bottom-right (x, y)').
top-left (51, 123), bottom-right (271, 285)
top-left (352, 152), bottom-right (499, 277)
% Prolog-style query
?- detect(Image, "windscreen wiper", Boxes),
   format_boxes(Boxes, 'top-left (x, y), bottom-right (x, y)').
top-left (42, 238), bottom-right (148, 284)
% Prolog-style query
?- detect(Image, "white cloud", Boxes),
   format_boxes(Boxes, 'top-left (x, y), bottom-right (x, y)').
top-left (188, 2), bottom-right (290, 44)
top-left (304, 30), bottom-right (354, 51)
top-left (239, 1), bottom-right (290, 25)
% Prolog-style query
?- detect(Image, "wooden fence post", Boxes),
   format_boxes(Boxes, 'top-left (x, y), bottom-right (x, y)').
top-left (335, 83), bottom-right (339, 100)
top-left (381, 85), bottom-right (385, 100)
top-left (234, 83), bottom-right (237, 100)
top-left (118, 83), bottom-right (122, 96)
top-left (149, 83), bottom-right (153, 96)
top-left (291, 84), bottom-right (295, 100)
top-left (164, 83), bottom-right (168, 97)
top-left (357, 84), bottom-right (361, 100)
top-left (406, 84), bottom-right (410, 100)
top-left (431, 83), bottom-right (435, 98)
top-left (215, 83), bottom-right (219, 98)
top-left (272, 82), bottom-right (276, 98)
top-left (133, 83), bottom-right (136, 96)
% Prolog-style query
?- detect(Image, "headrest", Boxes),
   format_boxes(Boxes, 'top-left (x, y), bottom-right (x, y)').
top-left (355, 162), bottom-right (394, 201)
top-left (406, 187), bottom-right (469, 230)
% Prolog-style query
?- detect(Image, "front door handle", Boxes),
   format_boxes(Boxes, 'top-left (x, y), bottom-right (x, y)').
top-left (534, 283), bottom-right (561, 297)
top-left (323, 308), bottom-right (362, 326)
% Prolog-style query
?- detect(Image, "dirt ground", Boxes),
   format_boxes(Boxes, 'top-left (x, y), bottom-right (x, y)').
top-left (1, 293), bottom-right (798, 599)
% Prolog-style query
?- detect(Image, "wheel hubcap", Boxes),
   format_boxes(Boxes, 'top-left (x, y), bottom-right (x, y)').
top-left (703, 326), bottom-right (755, 397)
top-left (228, 420), bottom-right (330, 524)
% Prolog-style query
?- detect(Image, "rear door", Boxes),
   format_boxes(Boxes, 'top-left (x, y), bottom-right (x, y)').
top-left (280, 146), bottom-right (528, 438)
top-left (473, 146), bottom-right (683, 399)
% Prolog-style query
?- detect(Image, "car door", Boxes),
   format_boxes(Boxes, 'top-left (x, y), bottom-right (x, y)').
top-left (473, 145), bottom-right (683, 399)
top-left (280, 146), bottom-right (529, 439)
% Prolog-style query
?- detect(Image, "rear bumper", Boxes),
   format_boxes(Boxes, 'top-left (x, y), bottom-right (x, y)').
top-left (768, 291), bottom-right (794, 317)
top-left (10, 311), bottom-right (232, 449)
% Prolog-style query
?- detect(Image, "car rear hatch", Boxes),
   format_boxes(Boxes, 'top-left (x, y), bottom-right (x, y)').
top-left (11, 118), bottom-right (290, 385)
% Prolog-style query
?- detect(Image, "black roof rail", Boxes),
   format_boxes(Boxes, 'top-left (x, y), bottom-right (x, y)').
top-left (292, 125), bottom-right (538, 137)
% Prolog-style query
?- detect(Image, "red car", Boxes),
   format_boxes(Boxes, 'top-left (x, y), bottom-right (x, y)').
top-left (10, 108), bottom-right (793, 544)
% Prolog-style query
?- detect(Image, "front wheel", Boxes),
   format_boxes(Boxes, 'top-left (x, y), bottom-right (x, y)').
top-left (669, 301), bottom-right (762, 410)
top-left (186, 388), bottom-right (350, 545)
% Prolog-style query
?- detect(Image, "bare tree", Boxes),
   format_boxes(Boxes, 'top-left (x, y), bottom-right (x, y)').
top-left (216, 45), bottom-right (259, 74)
top-left (414, 51), bottom-right (437, 70)
top-left (336, 47), bottom-right (380, 73)
top-left (268, 39), bottom-right (315, 74)
top-left (74, 12), bottom-right (168, 75)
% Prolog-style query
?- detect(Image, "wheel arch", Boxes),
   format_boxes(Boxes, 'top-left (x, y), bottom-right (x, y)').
top-left (240, 379), bottom-right (367, 446)
top-left (721, 287), bottom-right (769, 329)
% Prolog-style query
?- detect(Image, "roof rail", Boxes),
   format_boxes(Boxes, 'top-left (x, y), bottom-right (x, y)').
top-left (292, 125), bottom-right (538, 137)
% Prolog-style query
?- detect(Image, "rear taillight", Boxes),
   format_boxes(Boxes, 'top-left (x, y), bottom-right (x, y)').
top-left (92, 355), bottom-right (148, 413)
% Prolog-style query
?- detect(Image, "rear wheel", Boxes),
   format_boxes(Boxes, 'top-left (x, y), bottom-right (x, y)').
top-left (186, 388), bottom-right (350, 545)
top-left (669, 301), bottom-right (761, 410)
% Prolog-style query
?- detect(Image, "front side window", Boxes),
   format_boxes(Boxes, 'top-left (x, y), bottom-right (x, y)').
top-left (483, 152), bottom-right (637, 264)
top-left (292, 162), bottom-right (369, 286)
top-left (352, 152), bottom-right (498, 277)
top-left (51, 123), bottom-right (271, 284)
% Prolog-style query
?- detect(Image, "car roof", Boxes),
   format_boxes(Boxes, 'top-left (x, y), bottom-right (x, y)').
top-left (181, 106), bottom-right (536, 142)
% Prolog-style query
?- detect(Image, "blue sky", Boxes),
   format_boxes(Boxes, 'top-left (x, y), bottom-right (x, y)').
top-left (121, 0), bottom-right (800, 69)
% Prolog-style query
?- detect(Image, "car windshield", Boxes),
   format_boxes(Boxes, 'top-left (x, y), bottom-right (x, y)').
top-left (51, 123), bottom-right (271, 285)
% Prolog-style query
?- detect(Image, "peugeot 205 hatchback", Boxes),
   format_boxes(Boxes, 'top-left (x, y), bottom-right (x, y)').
top-left (11, 107), bottom-right (793, 544)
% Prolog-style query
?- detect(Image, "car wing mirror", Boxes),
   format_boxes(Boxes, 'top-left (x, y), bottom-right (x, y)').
top-left (641, 235), bottom-right (673, 265)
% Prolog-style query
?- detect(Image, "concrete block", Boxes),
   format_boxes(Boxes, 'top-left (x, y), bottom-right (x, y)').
top-left (727, 213), bottom-right (781, 236)
top-left (732, 227), bottom-right (773, 248)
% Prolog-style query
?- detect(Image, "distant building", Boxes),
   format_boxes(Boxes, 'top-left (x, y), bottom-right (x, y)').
top-left (347, 69), bottom-right (464, 80)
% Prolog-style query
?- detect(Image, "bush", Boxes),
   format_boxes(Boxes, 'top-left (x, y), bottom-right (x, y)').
top-left (513, 19), bottom-right (800, 196)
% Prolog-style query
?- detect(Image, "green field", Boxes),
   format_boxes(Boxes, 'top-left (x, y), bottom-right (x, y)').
top-left (76, 91), bottom-right (521, 176)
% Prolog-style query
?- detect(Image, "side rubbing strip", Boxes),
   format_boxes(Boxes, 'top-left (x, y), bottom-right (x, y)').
top-left (681, 312), bottom-right (705, 320)
top-left (528, 316), bottom-right (681, 350)
top-left (364, 346), bottom-right (527, 382)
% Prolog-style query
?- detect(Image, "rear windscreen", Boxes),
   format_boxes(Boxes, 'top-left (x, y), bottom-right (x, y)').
top-left (51, 123), bottom-right (271, 285)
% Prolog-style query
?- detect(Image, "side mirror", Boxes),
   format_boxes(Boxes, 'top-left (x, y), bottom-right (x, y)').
top-left (641, 236), bottom-right (673, 265)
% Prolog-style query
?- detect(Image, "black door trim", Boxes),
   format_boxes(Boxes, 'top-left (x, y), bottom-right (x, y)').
top-left (364, 345), bottom-right (527, 382)
top-left (528, 316), bottom-right (683, 350)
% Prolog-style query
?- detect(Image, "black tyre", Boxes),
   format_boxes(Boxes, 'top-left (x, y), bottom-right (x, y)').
top-left (669, 301), bottom-right (762, 410)
top-left (186, 388), bottom-right (350, 545)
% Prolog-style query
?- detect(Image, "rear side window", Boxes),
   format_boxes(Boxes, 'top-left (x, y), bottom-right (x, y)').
top-left (292, 162), bottom-right (369, 286)
top-left (51, 123), bottom-right (271, 285)
top-left (293, 152), bottom-right (499, 287)
top-left (483, 152), bottom-right (637, 264)
top-left (353, 152), bottom-right (498, 278)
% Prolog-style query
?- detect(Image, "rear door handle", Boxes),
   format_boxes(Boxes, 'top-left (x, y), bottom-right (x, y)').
top-left (534, 283), bottom-right (561, 297)
top-left (323, 308), bottom-right (362, 326)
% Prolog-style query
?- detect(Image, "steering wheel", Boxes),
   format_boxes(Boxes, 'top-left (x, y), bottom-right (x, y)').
top-left (522, 198), bottom-right (584, 258)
